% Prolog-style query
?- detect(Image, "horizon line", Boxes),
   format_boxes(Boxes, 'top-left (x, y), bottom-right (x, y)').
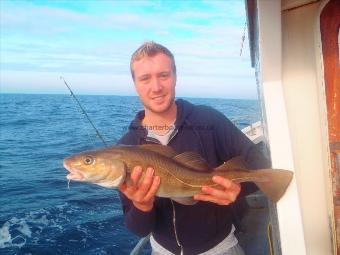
top-left (0, 92), bottom-right (259, 101)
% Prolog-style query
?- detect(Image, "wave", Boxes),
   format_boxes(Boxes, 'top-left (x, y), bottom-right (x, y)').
top-left (0, 201), bottom-right (124, 252)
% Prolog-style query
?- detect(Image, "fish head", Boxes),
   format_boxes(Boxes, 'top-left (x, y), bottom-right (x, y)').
top-left (63, 150), bottom-right (126, 188)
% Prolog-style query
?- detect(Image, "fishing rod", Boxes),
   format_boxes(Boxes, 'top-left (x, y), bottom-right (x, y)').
top-left (61, 76), bottom-right (108, 147)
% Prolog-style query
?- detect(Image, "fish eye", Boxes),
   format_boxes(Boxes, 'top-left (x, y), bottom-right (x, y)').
top-left (84, 156), bottom-right (94, 165)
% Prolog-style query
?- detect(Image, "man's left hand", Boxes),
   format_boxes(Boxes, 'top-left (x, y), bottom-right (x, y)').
top-left (193, 176), bottom-right (241, 205)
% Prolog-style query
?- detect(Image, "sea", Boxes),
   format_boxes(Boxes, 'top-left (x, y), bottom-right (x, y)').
top-left (0, 94), bottom-right (261, 255)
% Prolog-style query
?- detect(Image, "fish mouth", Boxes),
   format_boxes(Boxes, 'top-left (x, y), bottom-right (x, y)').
top-left (63, 161), bottom-right (86, 181)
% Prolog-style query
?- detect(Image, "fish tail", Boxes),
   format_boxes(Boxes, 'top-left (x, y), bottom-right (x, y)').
top-left (253, 169), bottom-right (293, 202)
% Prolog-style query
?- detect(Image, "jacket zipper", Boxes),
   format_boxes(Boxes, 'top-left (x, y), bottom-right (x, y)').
top-left (145, 131), bottom-right (182, 254)
top-left (171, 200), bottom-right (183, 255)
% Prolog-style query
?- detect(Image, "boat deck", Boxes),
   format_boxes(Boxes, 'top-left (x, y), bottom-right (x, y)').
top-left (237, 193), bottom-right (270, 255)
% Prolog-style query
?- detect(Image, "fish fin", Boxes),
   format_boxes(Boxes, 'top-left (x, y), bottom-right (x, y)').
top-left (214, 156), bottom-right (248, 172)
top-left (171, 197), bottom-right (198, 205)
top-left (139, 144), bottom-right (177, 158)
top-left (173, 152), bottom-right (210, 172)
top-left (253, 169), bottom-right (293, 202)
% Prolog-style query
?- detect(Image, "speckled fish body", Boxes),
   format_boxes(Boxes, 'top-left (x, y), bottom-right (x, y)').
top-left (63, 144), bottom-right (293, 202)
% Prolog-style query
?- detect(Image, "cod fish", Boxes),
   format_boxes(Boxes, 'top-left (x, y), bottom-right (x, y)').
top-left (63, 144), bottom-right (293, 203)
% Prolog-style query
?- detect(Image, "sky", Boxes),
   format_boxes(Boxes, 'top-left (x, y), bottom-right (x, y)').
top-left (0, 0), bottom-right (257, 99)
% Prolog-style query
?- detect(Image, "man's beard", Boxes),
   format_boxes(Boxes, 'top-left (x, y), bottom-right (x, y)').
top-left (145, 95), bottom-right (175, 114)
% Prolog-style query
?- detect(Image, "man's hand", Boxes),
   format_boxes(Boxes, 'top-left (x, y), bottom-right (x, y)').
top-left (119, 166), bottom-right (160, 212)
top-left (193, 176), bottom-right (241, 205)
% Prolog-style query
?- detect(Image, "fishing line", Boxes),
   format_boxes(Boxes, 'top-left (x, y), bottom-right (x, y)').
top-left (61, 76), bottom-right (108, 189)
top-left (69, 94), bottom-right (97, 147)
top-left (61, 76), bottom-right (108, 147)
top-left (239, 21), bottom-right (247, 56)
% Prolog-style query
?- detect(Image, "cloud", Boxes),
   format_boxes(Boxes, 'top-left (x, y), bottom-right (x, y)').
top-left (0, 0), bottom-right (256, 99)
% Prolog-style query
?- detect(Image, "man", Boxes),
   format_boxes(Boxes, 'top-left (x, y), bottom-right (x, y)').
top-left (118, 41), bottom-right (267, 255)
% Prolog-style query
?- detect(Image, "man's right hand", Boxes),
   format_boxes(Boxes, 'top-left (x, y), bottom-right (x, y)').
top-left (119, 166), bottom-right (160, 212)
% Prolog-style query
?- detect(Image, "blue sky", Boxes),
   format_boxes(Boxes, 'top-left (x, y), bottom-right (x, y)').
top-left (0, 0), bottom-right (257, 99)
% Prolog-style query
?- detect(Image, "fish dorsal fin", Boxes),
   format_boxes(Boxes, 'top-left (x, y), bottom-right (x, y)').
top-left (173, 152), bottom-right (210, 172)
top-left (139, 144), bottom-right (178, 158)
top-left (215, 156), bottom-right (248, 172)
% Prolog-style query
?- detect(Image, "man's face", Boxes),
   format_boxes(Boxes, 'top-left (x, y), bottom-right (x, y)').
top-left (132, 53), bottom-right (176, 114)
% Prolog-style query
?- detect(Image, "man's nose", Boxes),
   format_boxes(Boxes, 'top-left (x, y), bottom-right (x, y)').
top-left (150, 78), bottom-right (162, 92)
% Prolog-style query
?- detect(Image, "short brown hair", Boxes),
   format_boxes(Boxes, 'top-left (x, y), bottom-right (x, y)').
top-left (130, 41), bottom-right (176, 80)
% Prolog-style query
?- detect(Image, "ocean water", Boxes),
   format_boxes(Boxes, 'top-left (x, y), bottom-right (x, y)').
top-left (0, 94), bottom-right (260, 255)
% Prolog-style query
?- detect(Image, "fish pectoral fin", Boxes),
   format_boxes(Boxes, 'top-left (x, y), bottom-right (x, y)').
top-left (215, 156), bottom-right (248, 172)
top-left (171, 197), bottom-right (198, 205)
top-left (173, 152), bottom-right (210, 172)
top-left (139, 144), bottom-right (178, 158)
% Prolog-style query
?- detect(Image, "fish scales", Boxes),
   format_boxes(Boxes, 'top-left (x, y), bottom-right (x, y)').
top-left (117, 146), bottom-right (213, 183)
top-left (114, 146), bottom-right (216, 197)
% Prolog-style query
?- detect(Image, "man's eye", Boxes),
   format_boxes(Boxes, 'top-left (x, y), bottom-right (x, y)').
top-left (139, 76), bottom-right (150, 82)
top-left (160, 73), bottom-right (169, 79)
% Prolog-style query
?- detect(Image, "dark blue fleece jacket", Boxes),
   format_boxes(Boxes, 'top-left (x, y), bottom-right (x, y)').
top-left (118, 99), bottom-right (268, 255)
